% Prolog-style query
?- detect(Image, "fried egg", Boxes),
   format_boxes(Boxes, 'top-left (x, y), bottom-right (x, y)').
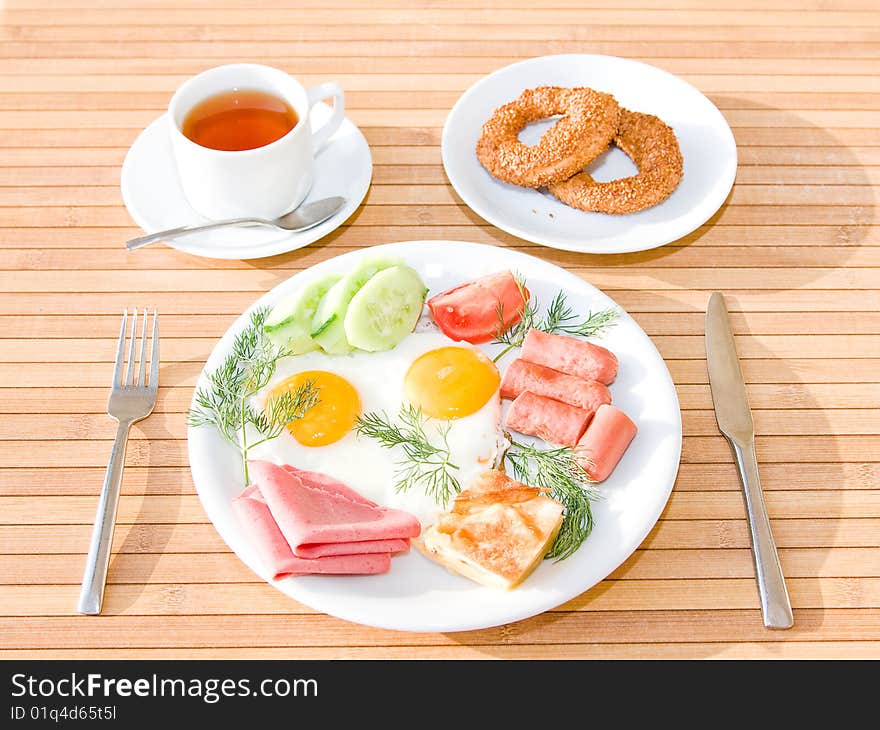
top-left (249, 330), bottom-right (504, 526)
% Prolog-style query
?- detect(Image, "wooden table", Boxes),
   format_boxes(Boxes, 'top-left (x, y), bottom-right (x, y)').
top-left (1, 0), bottom-right (878, 660)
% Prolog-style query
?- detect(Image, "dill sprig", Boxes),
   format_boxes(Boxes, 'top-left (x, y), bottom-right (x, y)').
top-left (355, 405), bottom-right (461, 507)
top-left (505, 439), bottom-right (599, 561)
top-left (492, 272), bottom-right (538, 360)
top-left (188, 307), bottom-right (319, 484)
top-left (492, 271), bottom-right (619, 362)
top-left (541, 290), bottom-right (620, 338)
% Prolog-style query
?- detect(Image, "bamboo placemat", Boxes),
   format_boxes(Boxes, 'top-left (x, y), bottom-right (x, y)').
top-left (1, 0), bottom-right (878, 659)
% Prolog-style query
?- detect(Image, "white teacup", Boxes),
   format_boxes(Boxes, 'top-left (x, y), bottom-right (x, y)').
top-left (167, 63), bottom-right (345, 220)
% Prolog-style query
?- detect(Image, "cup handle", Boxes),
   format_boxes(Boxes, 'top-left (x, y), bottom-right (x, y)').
top-left (306, 82), bottom-right (345, 154)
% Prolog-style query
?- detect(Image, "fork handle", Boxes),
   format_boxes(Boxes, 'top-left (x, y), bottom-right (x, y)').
top-left (78, 420), bottom-right (132, 615)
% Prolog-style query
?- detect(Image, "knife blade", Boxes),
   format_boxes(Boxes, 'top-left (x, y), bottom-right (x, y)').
top-left (706, 292), bottom-right (794, 629)
top-left (706, 292), bottom-right (755, 443)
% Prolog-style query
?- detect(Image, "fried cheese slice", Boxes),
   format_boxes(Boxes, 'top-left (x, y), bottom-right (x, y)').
top-left (415, 469), bottom-right (564, 589)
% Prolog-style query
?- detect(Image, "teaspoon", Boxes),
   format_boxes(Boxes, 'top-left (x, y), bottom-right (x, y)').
top-left (125, 196), bottom-right (346, 251)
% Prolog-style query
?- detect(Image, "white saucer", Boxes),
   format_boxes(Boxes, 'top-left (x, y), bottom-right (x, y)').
top-left (442, 54), bottom-right (737, 254)
top-left (121, 103), bottom-right (372, 259)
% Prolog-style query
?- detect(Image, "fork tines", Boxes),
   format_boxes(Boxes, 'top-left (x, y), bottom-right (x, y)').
top-left (114, 308), bottom-right (159, 390)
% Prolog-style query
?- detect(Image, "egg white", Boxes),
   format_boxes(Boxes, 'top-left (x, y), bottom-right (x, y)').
top-left (248, 330), bottom-right (504, 526)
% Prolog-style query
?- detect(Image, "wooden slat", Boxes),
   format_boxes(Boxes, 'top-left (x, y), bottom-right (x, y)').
top-left (4, 38), bottom-right (880, 61)
top-left (3, 577), bottom-right (880, 617)
top-left (4, 8), bottom-right (880, 28)
top-left (0, 610), bottom-right (876, 649)
top-left (1, 268), bottom-right (877, 292)
top-left (7, 59), bottom-right (880, 80)
top-left (0, 643), bottom-right (876, 659)
top-left (7, 1), bottom-right (880, 11)
top-left (0, 203), bottom-right (875, 227)
top-left (4, 548), bottom-right (879, 585)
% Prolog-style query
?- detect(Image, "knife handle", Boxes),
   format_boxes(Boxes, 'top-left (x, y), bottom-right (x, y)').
top-left (730, 437), bottom-right (794, 629)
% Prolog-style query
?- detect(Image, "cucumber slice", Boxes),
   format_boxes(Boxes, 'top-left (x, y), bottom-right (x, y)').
top-left (344, 265), bottom-right (427, 352)
top-left (311, 258), bottom-right (401, 354)
top-left (263, 273), bottom-right (341, 354)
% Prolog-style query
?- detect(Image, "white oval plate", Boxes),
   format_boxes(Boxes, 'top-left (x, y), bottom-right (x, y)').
top-left (188, 240), bottom-right (682, 632)
top-left (121, 102), bottom-right (372, 260)
top-left (442, 54), bottom-right (737, 254)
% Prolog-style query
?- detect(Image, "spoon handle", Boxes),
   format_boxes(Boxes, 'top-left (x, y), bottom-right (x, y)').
top-left (125, 218), bottom-right (270, 250)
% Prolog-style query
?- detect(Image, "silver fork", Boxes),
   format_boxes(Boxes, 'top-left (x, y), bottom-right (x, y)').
top-left (78, 309), bottom-right (159, 615)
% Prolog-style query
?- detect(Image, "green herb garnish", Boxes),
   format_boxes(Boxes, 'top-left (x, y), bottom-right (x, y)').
top-left (188, 307), bottom-right (319, 484)
top-left (505, 439), bottom-right (599, 561)
top-left (355, 405), bottom-right (461, 507)
top-left (354, 404), bottom-right (598, 561)
top-left (493, 272), bottom-right (619, 362)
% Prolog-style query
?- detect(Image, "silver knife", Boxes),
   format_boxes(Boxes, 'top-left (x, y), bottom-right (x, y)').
top-left (706, 292), bottom-right (794, 629)
top-left (125, 195), bottom-right (346, 251)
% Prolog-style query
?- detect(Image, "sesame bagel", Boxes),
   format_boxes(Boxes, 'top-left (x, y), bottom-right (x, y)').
top-left (548, 108), bottom-right (683, 215)
top-left (476, 86), bottom-right (621, 188)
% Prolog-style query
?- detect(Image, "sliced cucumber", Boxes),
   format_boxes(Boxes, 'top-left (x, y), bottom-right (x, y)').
top-left (263, 272), bottom-right (341, 354)
top-left (311, 258), bottom-right (400, 354)
top-left (344, 265), bottom-right (427, 352)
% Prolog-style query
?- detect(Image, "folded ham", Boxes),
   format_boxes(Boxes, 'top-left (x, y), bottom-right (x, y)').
top-left (233, 461), bottom-right (420, 579)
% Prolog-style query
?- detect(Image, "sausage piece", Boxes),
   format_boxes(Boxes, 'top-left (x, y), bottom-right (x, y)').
top-left (500, 358), bottom-right (612, 414)
top-left (521, 328), bottom-right (618, 384)
top-left (575, 404), bottom-right (637, 482)
top-left (505, 391), bottom-right (593, 447)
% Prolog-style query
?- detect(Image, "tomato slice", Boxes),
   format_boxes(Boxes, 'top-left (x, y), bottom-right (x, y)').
top-left (427, 271), bottom-right (530, 344)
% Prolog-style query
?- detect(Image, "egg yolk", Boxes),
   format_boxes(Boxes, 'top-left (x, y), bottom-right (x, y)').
top-left (404, 346), bottom-right (500, 419)
top-left (267, 370), bottom-right (361, 447)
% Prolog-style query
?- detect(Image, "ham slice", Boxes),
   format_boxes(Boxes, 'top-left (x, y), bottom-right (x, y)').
top-left (521, 328), bottom-right (618, 384)
top-left (500, 358), bottom-right (612, 414)
top-left (575, 404), bottom-right (637, 482)
top-left (252, 461), bottom-right (420, 549)
top-left (233, 486), bottom-right (391, 578)
top-left (505, 391), bottom-right (593, 447)
top-left (293, 538), bottom-right (409, 560)
top-left (232, 461), bottom-right (420, 579)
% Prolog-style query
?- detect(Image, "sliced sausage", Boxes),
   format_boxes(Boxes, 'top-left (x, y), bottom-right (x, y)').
top-left (575, 404), bottom-right (637, 482)
top-left (521, 328), bottom-right (618, 384)
top-left (505, 391), bottom-right (593, 447)
top-left (500, 358), bottom-right (612, 414)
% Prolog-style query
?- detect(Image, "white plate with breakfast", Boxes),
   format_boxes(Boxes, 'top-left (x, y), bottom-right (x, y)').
top-left (187, 240), bottom-right (682, 632)
top-left (442, 54), bottom-right (737, 254)
top-left (121, 102), bottom-right (372, 260)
